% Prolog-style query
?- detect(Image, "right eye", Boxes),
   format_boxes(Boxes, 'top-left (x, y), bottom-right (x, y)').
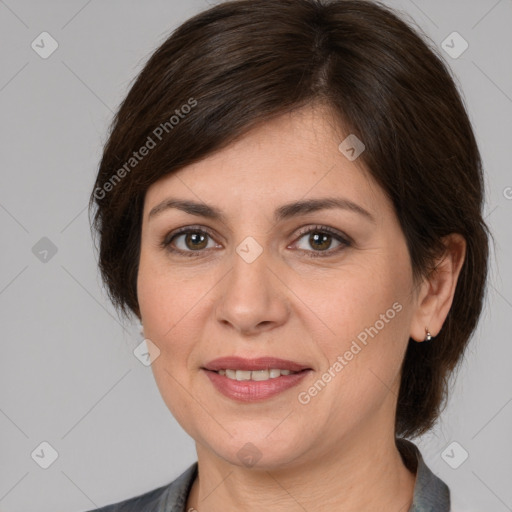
top-left (160, 226), bottom-right (221, 257)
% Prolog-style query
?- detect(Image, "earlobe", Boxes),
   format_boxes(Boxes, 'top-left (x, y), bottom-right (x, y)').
top-left (421, 328), bottom-right (433, 343)
top-left (409, 234), bottom-right (467, 343)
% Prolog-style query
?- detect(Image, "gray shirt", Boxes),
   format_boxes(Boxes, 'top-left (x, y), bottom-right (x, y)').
top-left (87, 438), bottom-right (450, 511)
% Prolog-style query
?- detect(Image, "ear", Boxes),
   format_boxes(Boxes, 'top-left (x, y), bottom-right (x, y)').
top-left (410, 233), bottom-right (466, 342)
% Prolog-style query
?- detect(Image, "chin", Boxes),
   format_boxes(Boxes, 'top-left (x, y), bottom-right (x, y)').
top-left (198, 428), bottom-right (311, 470)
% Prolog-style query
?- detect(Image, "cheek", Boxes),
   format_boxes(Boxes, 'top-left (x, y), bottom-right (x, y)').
top-left (295, 253), bottom-right (412, 409)
top-left (138, 277), bottom-right (204, 371)
top-left (294, 284), bottom-right (410, 456)
top-left (137, 246), bottom-right (211, 339)
top-left (136, 251), bottom-right (217, 384)
top-left (137, 261), bottom-right (206, 431)
top-left (296, 258), bottom-right (410, 354)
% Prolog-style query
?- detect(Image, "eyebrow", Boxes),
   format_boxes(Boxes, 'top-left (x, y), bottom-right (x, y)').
top-left (148, 197), bottom-right (375, 224)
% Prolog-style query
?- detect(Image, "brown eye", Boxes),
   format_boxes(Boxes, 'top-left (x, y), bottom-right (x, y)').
top-left (181, 232), bottom-right (209, 250)
top-left (161, 227), bottom-right (219, 257)
top-left (293, 225), bottom-right (351, 258)
top-left (306, 232), bottom-right (334, 251)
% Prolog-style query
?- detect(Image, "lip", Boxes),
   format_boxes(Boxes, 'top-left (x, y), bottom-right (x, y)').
top-left (203, 369), bottom-right (311, 402)
top-left (203, 356), bottom-right (312, 372)
top-left (202, 356), bottom-right (313, 403)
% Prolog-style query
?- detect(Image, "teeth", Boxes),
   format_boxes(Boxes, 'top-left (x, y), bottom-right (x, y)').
top-left (217, 369), bottom-right (299, 381)
top-left (252, 370), bottom-right (270, 381)
top-left (236, 370), bottom-right (251, 381)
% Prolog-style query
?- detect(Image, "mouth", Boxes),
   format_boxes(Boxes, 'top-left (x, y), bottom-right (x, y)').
top-left (202, 356), bottom-right (313, 402)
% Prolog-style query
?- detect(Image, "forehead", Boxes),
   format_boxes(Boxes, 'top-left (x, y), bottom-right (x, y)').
top-left (143, 105), bottom-right (383, 218)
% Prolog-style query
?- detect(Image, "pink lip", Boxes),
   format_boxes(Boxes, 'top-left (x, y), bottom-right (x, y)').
top-left (202, 356), bottom-right (313, 402)
top-left (204, 369), bottom-right (311, 402)
top-left (203, 356), bottom-right (311, 372)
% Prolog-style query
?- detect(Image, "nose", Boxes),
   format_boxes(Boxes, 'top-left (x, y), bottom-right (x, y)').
top-left (215, 244), bottom-right (290, 336)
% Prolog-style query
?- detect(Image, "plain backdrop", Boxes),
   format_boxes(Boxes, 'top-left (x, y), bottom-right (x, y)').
top-left (0, 1), bottom-right (511, 511)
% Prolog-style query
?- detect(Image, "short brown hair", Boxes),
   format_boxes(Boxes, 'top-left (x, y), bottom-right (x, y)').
top-left (89, 0), bottom-right (490, 438)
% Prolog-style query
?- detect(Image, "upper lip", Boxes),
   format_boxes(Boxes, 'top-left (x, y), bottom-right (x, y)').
top-left (203, 356), bottom-right (312, 372)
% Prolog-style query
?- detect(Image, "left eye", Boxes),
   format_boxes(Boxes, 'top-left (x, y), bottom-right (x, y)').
top-left (292, 226), bottom-right (351, 256)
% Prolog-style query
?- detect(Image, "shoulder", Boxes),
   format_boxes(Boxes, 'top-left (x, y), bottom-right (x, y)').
top-left (84, 462), bottom-right (198, 512)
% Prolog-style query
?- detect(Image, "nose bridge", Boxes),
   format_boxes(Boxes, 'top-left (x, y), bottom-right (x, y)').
top-left (215, 235), bottom-right (289, 334)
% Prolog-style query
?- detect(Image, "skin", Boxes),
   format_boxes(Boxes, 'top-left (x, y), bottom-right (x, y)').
top-left (137, 104), bottom-right (466, 511)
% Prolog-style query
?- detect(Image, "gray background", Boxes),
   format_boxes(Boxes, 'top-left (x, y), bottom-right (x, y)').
top-left (0, 0), bottom-right (511, 510)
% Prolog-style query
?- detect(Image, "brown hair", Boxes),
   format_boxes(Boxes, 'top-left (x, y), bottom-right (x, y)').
top-left (89, 0), bottom-right (490, 438)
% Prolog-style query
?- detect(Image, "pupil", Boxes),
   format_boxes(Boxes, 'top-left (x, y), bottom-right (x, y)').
top-left (187, 233), bottom-right (206, 249)
top-left (311, 233), bottom-right (330, 250)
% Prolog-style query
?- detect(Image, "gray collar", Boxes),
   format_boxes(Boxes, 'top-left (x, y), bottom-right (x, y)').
top-left (397, 438), bottom-right (451, 511)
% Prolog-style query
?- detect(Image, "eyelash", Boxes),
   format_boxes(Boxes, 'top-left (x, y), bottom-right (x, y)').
top-left (160, 224), bottom-right (352, 259)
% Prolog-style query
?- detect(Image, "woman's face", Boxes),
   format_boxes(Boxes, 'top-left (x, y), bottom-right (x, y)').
top-left (137, 105), bottom-right (422, 469)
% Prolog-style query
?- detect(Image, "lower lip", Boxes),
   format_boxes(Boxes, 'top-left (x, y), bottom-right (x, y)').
top-left (203, 369), bottom-right (311, 402)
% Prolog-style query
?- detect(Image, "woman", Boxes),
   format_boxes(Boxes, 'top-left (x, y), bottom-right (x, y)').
top-left (88, 0), bottom-right (490, 510)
